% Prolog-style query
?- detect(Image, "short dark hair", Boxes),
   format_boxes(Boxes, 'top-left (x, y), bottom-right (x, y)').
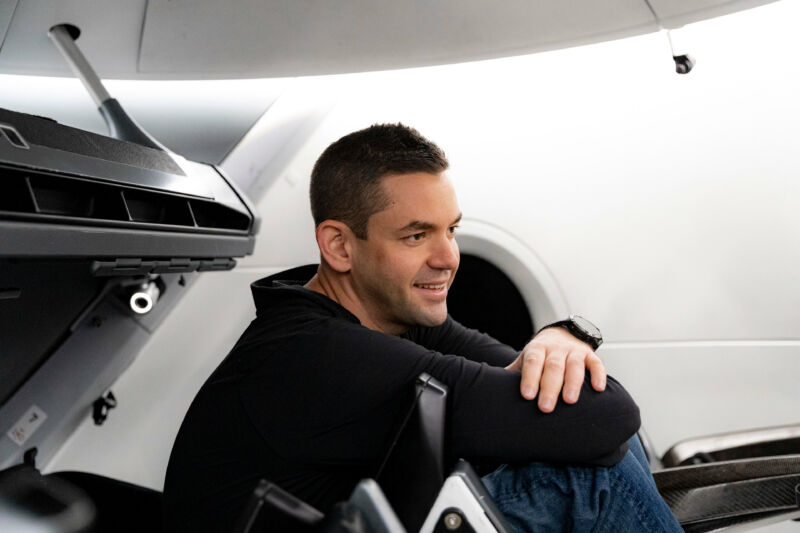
top-left (310, 123), bottom-right (449, 239)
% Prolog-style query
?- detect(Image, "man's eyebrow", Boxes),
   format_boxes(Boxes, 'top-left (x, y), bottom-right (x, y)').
top-left (398, 220), bottom-right (435, 232)
top-left (398, 213), bottom-right (462, 233)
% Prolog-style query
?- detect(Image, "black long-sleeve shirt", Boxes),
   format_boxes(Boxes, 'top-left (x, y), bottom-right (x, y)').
top-left (163, 270), bottom-right (640, 531)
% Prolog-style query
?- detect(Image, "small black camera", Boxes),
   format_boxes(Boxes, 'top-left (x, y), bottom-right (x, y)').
top-left (673, 54), bottom-right (695, 74)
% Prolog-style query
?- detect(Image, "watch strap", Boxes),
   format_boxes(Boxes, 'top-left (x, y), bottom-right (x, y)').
top-left (537, 317), bottom-right (602, 351)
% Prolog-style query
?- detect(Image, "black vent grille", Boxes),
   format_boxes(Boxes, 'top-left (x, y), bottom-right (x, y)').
top-left (31, 174), bottom-right (129, 220)
top-left (124, 189), bottom-right (194, 226)
top-left (0, 165), bottom-right (250, 233)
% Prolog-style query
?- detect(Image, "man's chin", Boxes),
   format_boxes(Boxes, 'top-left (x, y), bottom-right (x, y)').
top-left (411, 305), bottom-right (448, 328)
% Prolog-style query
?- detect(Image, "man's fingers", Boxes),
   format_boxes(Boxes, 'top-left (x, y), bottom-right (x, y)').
top-left (520, 347), bottom-right (545, 400)
top-left (562, 350), bottom-right (587, 404)
top-left (587, 352), bottom-right (606, 391)
top-left (537, 350), bottom-right (566, 413)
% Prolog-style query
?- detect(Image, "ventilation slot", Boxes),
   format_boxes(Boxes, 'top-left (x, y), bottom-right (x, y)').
top-left (123, 189), bottom-right (195, 227)
top-left (190, 200), bottom-right (250, 231)
top-left (0, 164), bottom-right (250, 234)
top-left (28, 175), bottom-right (128, 221)
top-left (0, 168), bottom-right (35, 213)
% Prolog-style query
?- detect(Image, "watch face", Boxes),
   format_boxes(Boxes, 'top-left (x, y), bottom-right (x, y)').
top-left (572, 315), bottom-right (601, 340)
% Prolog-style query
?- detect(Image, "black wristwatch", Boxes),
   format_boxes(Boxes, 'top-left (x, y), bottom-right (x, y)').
top-left (538, 315), bottom-right (603, 351)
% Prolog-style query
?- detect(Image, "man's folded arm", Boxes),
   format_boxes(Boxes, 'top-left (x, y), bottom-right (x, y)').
top-left (256, 324), bottom-right (639, 468)
top-left (423, 353), bottom-right (641, 465)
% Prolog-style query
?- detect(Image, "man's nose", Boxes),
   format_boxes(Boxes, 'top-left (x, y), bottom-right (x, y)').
top-left (429, 234), bottom-right (459, 270)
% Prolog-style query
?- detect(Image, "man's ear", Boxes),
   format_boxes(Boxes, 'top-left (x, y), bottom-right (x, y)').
top-left (315, 220), bottom-right (355, 273)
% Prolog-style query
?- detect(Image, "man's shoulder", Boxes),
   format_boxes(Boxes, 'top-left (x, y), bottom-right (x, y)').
top-left (242, 286), bottom-right (426, 361)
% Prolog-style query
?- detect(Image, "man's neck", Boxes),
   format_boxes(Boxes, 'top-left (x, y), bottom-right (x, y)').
top-left (305, 265), bottom-right (405, 335)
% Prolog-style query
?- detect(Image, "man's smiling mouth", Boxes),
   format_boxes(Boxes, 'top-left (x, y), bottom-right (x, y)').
top-left (414, 283), bottom-right (447, 290)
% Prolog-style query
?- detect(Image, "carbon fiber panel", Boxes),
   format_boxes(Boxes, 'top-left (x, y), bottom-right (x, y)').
top-left (683, 509), bottom-right (800, 533)
top-left (654, 455), bottom-right (800, 491)
top-left (662, 473), bottom-right (800, 524)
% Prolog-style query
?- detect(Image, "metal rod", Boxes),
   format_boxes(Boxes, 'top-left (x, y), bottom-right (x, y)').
top-left (47, 23), bottom-right (167, 150)
top-left (666, 30), bottom-right (676, 56)
top-left (47, 24), bottom-right (110, 107)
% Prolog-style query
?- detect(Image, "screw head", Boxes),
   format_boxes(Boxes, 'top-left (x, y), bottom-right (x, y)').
top-left (444, 512), bottom-right (462, 530)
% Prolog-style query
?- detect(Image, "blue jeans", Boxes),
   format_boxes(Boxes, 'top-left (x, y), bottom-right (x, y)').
top-left (481, 437), bottom-right (683, 532)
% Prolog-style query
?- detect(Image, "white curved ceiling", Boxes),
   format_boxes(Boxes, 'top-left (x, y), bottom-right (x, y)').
top-left (0, 0), bottom-right (779, 80)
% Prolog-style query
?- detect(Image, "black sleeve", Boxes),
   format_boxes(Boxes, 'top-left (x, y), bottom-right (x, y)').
top-left (239, 321), bottom-right (639, 469)
top-left (407, 318), bottom-right (636, 464)
top-left (421, 350), bottom-right (640, 465)
top-left (405, 315), bottom-right (519, 367)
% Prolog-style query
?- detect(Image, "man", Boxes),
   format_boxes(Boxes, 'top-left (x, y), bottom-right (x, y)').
top-left (164, 124), bottom-right (681, 532)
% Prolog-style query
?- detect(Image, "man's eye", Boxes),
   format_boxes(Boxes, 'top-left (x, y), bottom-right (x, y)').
top-left (406, 232), bottom-right (425, 242)
top-left (448, 226), bottom-right (458, 235)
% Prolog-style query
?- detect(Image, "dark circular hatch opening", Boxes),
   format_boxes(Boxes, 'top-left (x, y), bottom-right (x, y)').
top-left (447, 254), bottom-right (534, 350)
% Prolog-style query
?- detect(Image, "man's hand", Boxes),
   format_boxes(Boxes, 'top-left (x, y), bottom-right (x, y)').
top-left (505, 327), bottom-right (606, 413)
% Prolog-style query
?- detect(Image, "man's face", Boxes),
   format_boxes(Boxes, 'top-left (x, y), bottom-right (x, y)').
top-left (349, 171), bottom-right (461, 334)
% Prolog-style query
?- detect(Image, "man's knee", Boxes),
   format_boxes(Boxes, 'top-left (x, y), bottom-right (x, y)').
top-left (482, 461), bottom-right (612, 532)
top-left (482, 449), bottom-right (682, 532)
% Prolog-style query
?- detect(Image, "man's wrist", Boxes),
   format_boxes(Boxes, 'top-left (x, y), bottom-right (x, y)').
top-left (537, 315), bottom-right (603, 351)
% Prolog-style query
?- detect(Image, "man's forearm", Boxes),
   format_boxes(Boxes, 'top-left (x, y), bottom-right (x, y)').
top-left (441, 364), bottom-right (641, 465)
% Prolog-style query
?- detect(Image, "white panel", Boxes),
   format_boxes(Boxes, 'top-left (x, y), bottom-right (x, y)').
top-left (0, 0), bottom-right (783, 79)
top-left (601, 342), bottom-right (800, 457)
top-left (139, 0), bottom-right (656, 77)
top-left (220, 77), bottom-right (337, 197)
top-left (0, 0), bottom-right (147, 77)
top-left (234, 152), bottom-right (320, 268)
top-left (649, 0), bottom-right (779, 28)
top-left (0, 0), bottom-right (19, 50)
